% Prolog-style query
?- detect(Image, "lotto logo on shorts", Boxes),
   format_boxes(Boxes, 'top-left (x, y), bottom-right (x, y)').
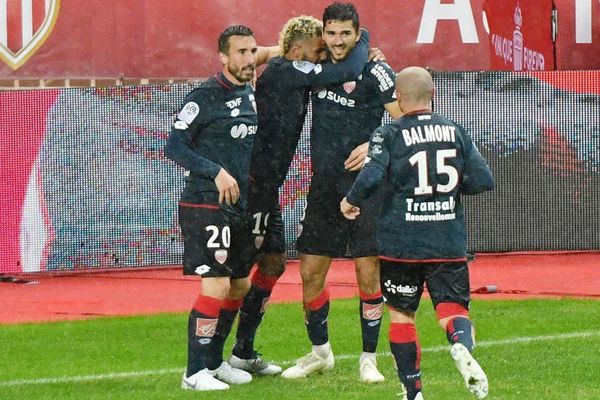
top-left (362, 302), bottom-right (383, 320)
top-left (195, 318), bottom-right (218, 337)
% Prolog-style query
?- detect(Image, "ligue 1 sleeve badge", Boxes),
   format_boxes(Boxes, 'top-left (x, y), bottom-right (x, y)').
top-left (0, 0), bottom-right (60, 70)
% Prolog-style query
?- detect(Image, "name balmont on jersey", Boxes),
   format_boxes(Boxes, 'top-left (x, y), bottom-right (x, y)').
top-left (402, 123), bottom-right (457, 147)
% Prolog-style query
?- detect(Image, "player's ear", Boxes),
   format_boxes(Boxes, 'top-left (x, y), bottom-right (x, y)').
top-left (290, 44), bottom-right (301, 60)
top-left (219, 52), bottom-right (228, 66)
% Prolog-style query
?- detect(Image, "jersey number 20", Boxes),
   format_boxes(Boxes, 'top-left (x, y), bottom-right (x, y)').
top-left (409, 149), bottom-right (458, 195)
top-left (206, 226), bottom-right (231, 248)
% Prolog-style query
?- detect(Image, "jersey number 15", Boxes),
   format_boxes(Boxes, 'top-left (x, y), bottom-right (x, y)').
top-left (409, 149), bottom-right (458, 195)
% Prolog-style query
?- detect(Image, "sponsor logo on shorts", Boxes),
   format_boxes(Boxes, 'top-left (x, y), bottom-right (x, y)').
top-left (362, 302), bottom-right (383, 320)
top-left (215, 249), bottom-right (228, 264)
top-left (254, 235), bottom-right (264, 249)
top-left (195, 318), bottom-right (218, 337)
top-left (384, 280), bottom-right (418, 296)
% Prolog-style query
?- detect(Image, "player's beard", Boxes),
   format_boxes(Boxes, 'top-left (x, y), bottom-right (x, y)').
top-left (329, 41), bottom-right (355, 63)
top-left (228, 64), bottom-right (254, 83)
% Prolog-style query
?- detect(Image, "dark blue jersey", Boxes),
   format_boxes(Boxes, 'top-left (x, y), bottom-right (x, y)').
top-left (347, 111), bottom-right (494, 260)
top-left (164, 73), bottom-right (257, 212)
top-left (310, 59), bottom-right (396, 184)
top-left (249, 30), bottom-right (370, 201)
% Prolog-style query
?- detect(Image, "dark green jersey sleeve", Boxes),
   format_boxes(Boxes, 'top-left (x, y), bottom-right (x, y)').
top-left (164, 90), bottom-right (222, 179)
top-left (287, 28), bottom-right (370, 89)
top-left (461, 137), bottom-right (494, 195)
top-left (366, 60), bottom-right (396, 105)
top-left (346, 125), bottom-right (391, 205)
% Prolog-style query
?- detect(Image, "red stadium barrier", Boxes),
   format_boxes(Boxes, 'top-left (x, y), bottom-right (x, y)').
top-left (0, 0), bottom-right (598, 78)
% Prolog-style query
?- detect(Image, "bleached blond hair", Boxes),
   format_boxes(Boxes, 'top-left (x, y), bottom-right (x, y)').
top-left (278, 15), bottom-right (323, 56)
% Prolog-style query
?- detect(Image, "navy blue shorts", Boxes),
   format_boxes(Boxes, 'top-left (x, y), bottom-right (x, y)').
top-left (296, 178), bottom-right (382, 258)
top-left (178, 203), bottom-right (255, 279)
top-left (380, 259), bottom-right (471, 313)
top-left (247, 203), bottom-right (286, 255)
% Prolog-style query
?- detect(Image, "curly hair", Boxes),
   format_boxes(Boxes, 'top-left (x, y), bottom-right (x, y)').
top-left (278, 15), bottom-right (323, 56)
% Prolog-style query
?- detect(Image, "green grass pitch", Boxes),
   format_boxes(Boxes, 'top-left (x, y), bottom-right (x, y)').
top-left (1, 297), bottom-right (599, 399)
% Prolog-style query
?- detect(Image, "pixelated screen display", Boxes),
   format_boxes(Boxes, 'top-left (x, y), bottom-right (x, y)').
top-left (1, 71), bottom-right (599, 273)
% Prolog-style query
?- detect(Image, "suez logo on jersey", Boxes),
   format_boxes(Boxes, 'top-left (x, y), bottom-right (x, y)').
top-left (230, 123), bottom-right (257, 138)
top-left (315, 65), bottom-right (394, 107)
top-left (316, 88), bottom-right (356, 107)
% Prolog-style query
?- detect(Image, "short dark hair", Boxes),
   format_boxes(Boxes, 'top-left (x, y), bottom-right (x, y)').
top-left (322, 2), bottom-right (359, 31)
top-left (218, 25), bottom-right (254, 54)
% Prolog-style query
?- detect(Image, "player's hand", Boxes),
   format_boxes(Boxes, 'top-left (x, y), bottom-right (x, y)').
top-left (369, 47), bottom-right (386, 62)
top-left (344, 142), bottom-right (369, 171)
top-left (340, 197), bottom-right (360, 220)
top-left (214, 168), bottom-right (239, 205)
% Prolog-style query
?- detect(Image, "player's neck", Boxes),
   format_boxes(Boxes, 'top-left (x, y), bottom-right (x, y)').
top-left (403, 108), bottom-right (432, 115)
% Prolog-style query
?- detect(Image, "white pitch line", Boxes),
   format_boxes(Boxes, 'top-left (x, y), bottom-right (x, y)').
top-left (1, 330), bottom-right (598, 388)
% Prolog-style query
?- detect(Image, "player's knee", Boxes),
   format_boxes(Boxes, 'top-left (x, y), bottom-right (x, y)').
top-left (228, 276), bottom-right (251, 298)
top-left (258, 252), bottom-right (286, 277)
top-left (389, 308), bottom-right (415, 324)
top-left (202, 276), bottom-right (231, 299)
top-left (435, 302), bottom-right (469, 330)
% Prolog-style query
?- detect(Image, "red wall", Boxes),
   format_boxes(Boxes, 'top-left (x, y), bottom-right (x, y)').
top-left (0, 0), bottom-right (598, 78)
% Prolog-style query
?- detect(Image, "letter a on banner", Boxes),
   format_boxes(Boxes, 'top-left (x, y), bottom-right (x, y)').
top-left (0, 0), bottom-right (61, 70)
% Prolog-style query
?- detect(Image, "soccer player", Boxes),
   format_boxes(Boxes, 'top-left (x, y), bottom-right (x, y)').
top-left (282, 2), bottom-right (402, 383)
top-left (340, 66), bottom-right (494, 399)
top-left (164, 25), bottom-right (259, 391)
top-left (216, 15), bottom-right (371, 376)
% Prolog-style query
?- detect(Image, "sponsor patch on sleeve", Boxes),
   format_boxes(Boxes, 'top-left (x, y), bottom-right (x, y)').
top-left (370, 63), bottom-right (395, 92)
top-left (293, 60), bottom-right (317, 74)
top-left (177, 101), bottom-right (200, 124)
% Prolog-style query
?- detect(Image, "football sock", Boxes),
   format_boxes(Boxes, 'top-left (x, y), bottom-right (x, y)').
top-left (446, 316), bottom-right (474, 352)
top-left (207, 297), bottom-right (242, 369)
top-left (186, 295), bottom-right (223, 377)
top-left (304, 288), bottom-right (330, 346)
top-left (233, 269), bottom-right (279, 358)
top-left (390, 322), bottom-right (422, 400)
top-left (359, 289), bottom-right (384, 353)
top-left (313, 341), bottom-right (332, 358)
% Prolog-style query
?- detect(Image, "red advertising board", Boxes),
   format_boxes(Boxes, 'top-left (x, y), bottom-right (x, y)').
top-left (2, 0), bottom-right (597, 78)
top-left (483, 0), bottom-right (555, 71)
top-left (554, 0), bottom-right (600, 70)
